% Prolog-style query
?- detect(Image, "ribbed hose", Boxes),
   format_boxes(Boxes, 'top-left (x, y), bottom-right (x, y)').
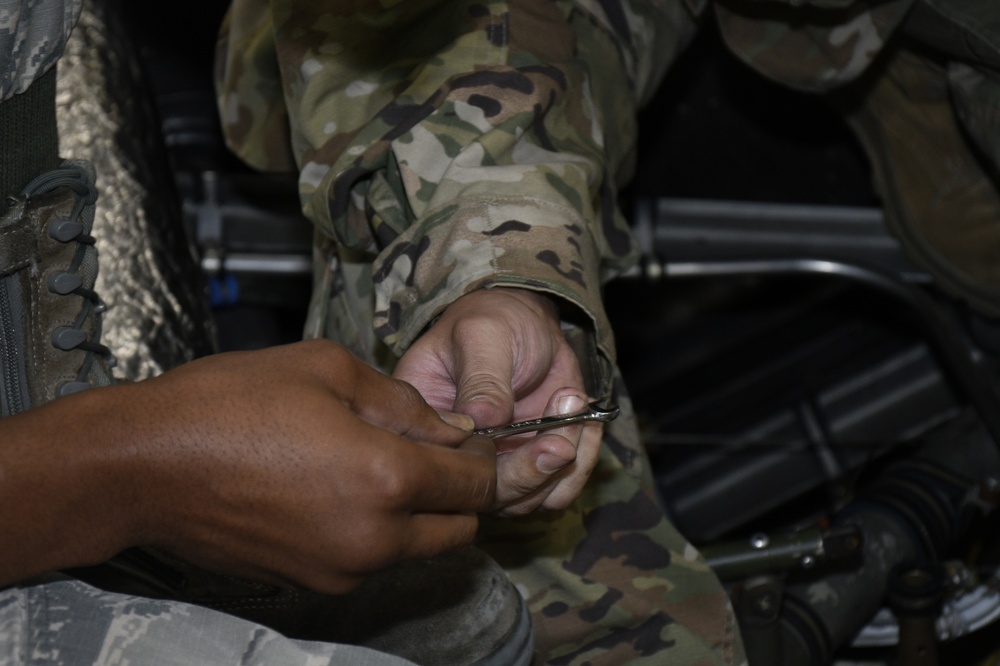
top-left (770, 418), bottom-right (997, 665)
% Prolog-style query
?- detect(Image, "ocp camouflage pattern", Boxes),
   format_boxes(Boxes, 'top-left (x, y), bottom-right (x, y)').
top-left (215, 0), bottom-right (1000, 663)
top-left (477, 379), bottom-right (745, 665)
top-left (713, 0), bottom-right (1000, 314)
top-left (714, 0), bottom-right (915, 92)
top-left (216, 1), bottom-right (746, 663)
top-left (216, 0), bottom-right (706, 374)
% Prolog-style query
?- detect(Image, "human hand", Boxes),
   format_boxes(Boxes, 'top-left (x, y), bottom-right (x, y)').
top-left (393, 288), bottom-right (603, 515)
top-left (35, 340), bottom-right (496, 594)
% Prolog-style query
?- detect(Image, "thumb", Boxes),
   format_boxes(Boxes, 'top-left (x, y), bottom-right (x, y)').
top-left (451, 338), bottom-right (516, 428)
top-left (493, 435), bottom-right (576, 515)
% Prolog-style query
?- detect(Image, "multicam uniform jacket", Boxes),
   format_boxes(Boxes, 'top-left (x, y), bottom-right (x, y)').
top-left (216, 0), bottom-right (679, 377)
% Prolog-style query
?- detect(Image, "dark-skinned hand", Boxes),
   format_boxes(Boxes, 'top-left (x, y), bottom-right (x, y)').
top-left (0, 340), bottom-right (496, 593)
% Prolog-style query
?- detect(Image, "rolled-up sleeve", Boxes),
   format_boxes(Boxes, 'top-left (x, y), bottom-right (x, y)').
top-left (217, 0), bottom-right (687, 382)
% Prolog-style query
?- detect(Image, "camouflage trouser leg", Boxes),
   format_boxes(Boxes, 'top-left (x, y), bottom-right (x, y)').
top-left (476, 386), bottom-right (747, 666)
top-left (0, 577), bottom-right (416, 666)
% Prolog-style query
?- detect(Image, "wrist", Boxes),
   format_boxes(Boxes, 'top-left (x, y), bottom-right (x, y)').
top-left (0, 384), bottom-right (145, 584)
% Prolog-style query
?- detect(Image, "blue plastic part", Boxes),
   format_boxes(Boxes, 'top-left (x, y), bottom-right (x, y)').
top-left (208, 273), bottom-right (240, 308)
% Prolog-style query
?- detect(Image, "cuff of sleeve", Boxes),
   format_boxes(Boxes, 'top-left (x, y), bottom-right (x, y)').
top-left (370, 196), bottom-right (616, 393)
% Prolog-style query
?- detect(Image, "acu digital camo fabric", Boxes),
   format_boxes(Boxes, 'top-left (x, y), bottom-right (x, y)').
top-left (217, 1), bottom-right (745, 664)
top-left (0, 577), bottom-right (417, 666)
top-left (0, 0), bottom-right (80, 101)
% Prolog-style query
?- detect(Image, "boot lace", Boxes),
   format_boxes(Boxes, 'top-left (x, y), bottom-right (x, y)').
top-left (21, 165), bottom-right (116, 395)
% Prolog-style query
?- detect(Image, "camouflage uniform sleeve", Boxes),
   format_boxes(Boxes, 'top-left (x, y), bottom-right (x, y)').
top-left (712, 0), bottom-right (915, 92)
top-left (0, 0), bottom-right (81, 101)
top-left (218, 0), bottom-right (687, 385)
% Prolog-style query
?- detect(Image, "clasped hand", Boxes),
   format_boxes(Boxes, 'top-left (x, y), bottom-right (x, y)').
top-left (394, 288), bottom-right (604, 517)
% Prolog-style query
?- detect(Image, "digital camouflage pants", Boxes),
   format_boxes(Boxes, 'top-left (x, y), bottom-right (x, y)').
top-left (0, 577), bottom-right (415, 666)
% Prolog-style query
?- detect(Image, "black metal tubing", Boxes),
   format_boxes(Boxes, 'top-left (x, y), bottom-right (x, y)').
top-left (631, 198), bottom-right (929, 283)
top-left (624, 256), bottom-right (1000, 455)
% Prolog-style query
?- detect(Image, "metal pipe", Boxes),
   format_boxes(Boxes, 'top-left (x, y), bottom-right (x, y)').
top-left (625, 257), bottom-right (1000, 455)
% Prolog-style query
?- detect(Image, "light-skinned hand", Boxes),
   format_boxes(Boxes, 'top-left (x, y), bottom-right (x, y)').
top-left (393, 288), bottom-right (603, 514)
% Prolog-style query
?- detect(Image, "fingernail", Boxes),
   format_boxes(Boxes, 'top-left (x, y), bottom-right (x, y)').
top-left (437, 411), bottom-right (474, 431)
top-left (557, 394), bottom-right (585, 415)
top-left (537, 452), bottom-right (572, 474)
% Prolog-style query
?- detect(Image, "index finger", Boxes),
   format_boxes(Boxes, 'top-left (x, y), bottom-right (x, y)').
top-left (406, 434), bottom-right (498, 514)
top-left (348, 359), bottom-right (472, 445)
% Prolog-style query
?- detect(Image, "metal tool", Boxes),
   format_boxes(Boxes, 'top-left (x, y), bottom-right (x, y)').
top-left (474, 400), bottom-right (620, 439)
